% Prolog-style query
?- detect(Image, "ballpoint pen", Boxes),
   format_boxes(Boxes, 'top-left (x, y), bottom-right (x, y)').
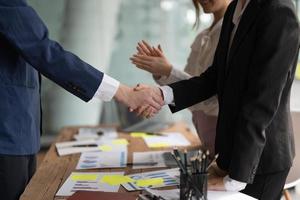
top-left (126, 162), bottom-right (158, 166)
top-left (70, 144), bottom-right (98, 148)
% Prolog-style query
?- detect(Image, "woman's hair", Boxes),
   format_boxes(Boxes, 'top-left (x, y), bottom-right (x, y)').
top-left (192, 0), bottom-right (201, 29)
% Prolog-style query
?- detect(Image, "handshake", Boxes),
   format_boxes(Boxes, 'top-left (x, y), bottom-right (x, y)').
top-left (114, 83), bottom-right (165, 118)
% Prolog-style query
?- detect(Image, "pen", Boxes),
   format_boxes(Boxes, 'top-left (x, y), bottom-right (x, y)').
top-left (127, 162), bottom-right (158, 166)
top-left (144, 132), bottom-right (166, 136)
top-left (71, 144), bottom-right (98, 148)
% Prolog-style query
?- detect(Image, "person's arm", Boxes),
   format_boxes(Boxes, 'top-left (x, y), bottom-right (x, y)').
top-left (225, 5), bottom-right (300, 183)
top-left (0, 2), bottom-right (164, 112)
top-left (165, 62), bottom-right (218, 112)
top-left (153, 67), bottom-right (191, 86)
top-left (0, 3), bottom-right (101, 102)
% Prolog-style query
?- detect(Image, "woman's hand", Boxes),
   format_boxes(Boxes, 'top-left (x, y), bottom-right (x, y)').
top-left (130, 40), bottom-right (172, 77)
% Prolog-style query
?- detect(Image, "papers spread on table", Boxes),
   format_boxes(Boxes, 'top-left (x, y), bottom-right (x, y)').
top-left (74, 127), bottom-right (118, 141)
top-left (76, 150), bottom-right (127, 170)
top-left (139, 189), bottom-right (257, 200)
top-left (132, 151), bottom-right (175, 169)
top-left (56, 138), bottom-right (128, 156)
top-left (122, 168), bottom-right (179, 191)
top-left (142, 132), bottom-right (190, 148)
top-left (56, 172), bottom-right (124, 197)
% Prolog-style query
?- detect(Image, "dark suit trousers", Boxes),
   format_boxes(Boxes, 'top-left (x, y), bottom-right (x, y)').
top-left (0, 154), bottom-right (36, 200)
top-left (241, 168), bottom-right (290, 200)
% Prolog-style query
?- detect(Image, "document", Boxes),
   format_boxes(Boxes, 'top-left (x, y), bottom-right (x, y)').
top-left (76, 150), bottom-right (127, 170)
top-left (56, 172), bottom-right (124, 197)
top-left (143, 132), bottom-right (190, 148)
top-left (132, 151), bottom-right (174, 169)
top-left (74, 127), bottom-right (118, 141)
top-left (56, 139), bottom-right (128, 156)
top-left (122, 168), bottom-right (179, 191)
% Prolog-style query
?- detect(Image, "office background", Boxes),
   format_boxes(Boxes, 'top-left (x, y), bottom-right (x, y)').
top-left (28, 0), bottom-right (300, 196)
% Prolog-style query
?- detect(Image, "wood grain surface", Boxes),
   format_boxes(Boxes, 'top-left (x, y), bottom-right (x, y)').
top-left (20, 122), bottom-right (200, 200)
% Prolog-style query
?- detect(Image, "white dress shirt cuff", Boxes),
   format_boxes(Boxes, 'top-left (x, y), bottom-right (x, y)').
top-left (159, 85), bottom-right (174, 105)
top-left (93, 74), bottom-right (120, 102)
top-left (223, 175), bottom-right (247, 192)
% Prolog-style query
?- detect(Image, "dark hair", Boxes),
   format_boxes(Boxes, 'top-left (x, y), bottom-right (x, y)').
top-left (192, 0), bottom-right (201, 29)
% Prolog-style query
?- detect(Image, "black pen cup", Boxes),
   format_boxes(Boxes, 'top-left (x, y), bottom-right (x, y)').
top-left (180, 171), bottom-right (208, 200)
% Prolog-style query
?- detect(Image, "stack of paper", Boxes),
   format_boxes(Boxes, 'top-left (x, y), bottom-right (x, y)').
top-left (56, 172), bottom-right (124, 197)
top-left (56, 138), bottom-right (128, 156)
top-left (74, 127), bottom-right (118, 141)
top-left (76, 150), bottom-right (127, 170)
top-left (122, 168), bottom-right (179, 191)
top-left (143, 132), bottom-right (190, 148)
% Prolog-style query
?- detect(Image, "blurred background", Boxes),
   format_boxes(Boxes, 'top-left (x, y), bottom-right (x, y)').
top-left (27, 0), bottom-right (300, 141)
top-left (27, 0), bottom-right (300, 198)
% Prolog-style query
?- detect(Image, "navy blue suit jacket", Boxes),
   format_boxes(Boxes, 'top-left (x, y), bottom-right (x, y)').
top-left (0, 0), bottom-right (103, 155)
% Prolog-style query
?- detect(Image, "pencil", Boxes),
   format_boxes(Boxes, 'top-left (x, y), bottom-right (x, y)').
top-left (206, 154), bottom-right (219, 171)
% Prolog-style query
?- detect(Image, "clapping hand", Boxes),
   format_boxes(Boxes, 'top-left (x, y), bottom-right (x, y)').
top-left (130, 40), bottom-right (172, 78)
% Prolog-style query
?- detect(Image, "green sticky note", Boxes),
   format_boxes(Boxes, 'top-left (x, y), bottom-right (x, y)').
top-left (112, 138), bottom-right (129, 145)
top-left (71, 173), bottom-right (98, 181)
top-left (296, 63), bottom-right (300, 80)
top-left (99, 145), bottom-right (112, 151)
top-left (100, 175), bottom-right (134, 186)
top-left (135, 178), bottom-right (164, 187)
top-left (131, 132), bottom-right (149, 138)
top-left (149, 142), bottom-right (170, 148)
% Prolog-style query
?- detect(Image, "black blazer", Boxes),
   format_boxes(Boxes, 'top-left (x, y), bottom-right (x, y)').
top-left (169, 0), bottom-right (300, 183)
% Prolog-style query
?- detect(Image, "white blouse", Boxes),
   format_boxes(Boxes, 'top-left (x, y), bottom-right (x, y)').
top-left (154, 19), bottom-right (223, 116)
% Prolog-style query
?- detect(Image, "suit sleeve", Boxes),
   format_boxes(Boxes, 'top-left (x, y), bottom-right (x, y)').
top-left (0, 3), bottom-right (103, 102)
top-left (227, 6), bottom-right (300, 183)
top-left (168, 62), bottom-right (218, 113)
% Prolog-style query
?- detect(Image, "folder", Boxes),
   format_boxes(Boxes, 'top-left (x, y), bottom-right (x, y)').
top-left (67, 191), bottom-right (137, 200)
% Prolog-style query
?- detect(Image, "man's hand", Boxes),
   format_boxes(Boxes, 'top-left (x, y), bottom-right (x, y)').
top-left (114, 84), bottom-right (164, 117)
top-left (132, 83), bottom-right (164, 118)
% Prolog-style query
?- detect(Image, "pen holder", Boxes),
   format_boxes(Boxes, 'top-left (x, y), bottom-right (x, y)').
top-left (180, 171), bottom-right (208, 200)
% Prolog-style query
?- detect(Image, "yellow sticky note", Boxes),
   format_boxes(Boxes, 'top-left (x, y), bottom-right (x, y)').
top-left (149, 142), bottom-right (170, 148)
top-left (135, 178), bottom-right (164, 187)
top-left (71, 173), bottom-right (98, 181)
top-left (131, 132), bottom-right (150, 138)
top-left (99, 145), bottom-right (112, 151)
top-left (296, 63), bottom-right (300, 80)
top-left (100, 175), bottom-right (134, 186)
top-left (112, 139), bottom-right (129, 145)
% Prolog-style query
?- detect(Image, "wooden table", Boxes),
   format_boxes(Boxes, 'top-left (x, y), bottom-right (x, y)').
top-left (20, 122), bottom-right (201, 200)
